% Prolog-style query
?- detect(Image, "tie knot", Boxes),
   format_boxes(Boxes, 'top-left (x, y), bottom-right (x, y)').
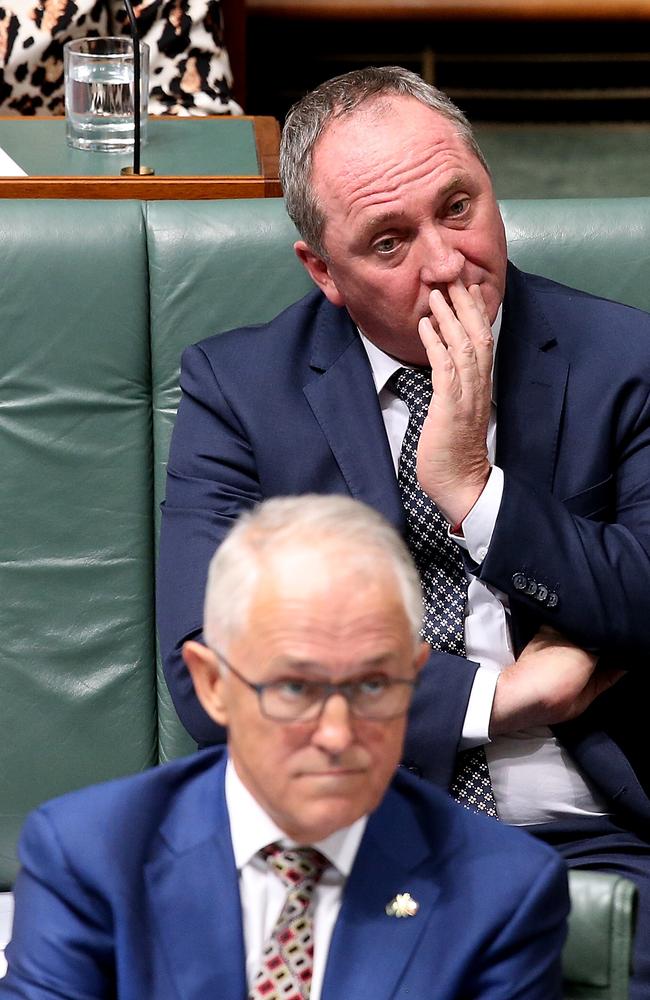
top-left (388, 366), bottom-right (432, 417)
top-left (261, 844), bottom-right (329, 891)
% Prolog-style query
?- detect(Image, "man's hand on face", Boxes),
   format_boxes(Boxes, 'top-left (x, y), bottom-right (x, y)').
top-left (489, 626), bottom-right (625, 737)
top-left (416, 279), bottom-right (493, 527)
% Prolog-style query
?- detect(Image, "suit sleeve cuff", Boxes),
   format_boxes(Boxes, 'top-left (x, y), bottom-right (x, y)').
top-left (451, 466), bottom-right (504, 564)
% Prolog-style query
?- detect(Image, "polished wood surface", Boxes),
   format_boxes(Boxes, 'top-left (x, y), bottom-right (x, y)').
top-left (0, 175), bottom-right (278, 199)
top-left (0, 116), bottom-right (281, 200)
top-left (247, 0), bottom-right (650, 19)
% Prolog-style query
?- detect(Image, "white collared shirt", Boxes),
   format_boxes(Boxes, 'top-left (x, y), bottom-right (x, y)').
top-left (225, 759), bottom-right (366, 999)
top-left (359, 313), bottom-right (609, 825)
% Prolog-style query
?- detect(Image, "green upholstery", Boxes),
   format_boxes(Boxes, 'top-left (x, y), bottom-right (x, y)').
top-left (565, 871), bottom-right (638, 1000)
top-left (146, 200), bottom-right (311, 762)
top-left (0, 197), bottom-right (646, 996)
top-left (500, 199), bottom-right (650, 312)
top-left (0, 201), bottom-right (158, 885)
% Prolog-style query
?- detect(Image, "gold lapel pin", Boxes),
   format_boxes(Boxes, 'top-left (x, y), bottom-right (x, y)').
top-left (385, 892), bottom-right (419, 918)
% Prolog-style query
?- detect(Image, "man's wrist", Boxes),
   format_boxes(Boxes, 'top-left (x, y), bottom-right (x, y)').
top-left (442, 464), bottom-right (493, 532)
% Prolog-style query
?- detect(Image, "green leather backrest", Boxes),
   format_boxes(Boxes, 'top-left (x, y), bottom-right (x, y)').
top-left (146, 199), bottom-right (312, 761)
top-left (0, 200), bottom-right (158, 888)
top-left (501, 198), bottom-right (650, 312)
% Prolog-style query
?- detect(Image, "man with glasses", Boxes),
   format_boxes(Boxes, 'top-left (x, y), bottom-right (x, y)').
top-left (3, 495), bottom-right (569, 999)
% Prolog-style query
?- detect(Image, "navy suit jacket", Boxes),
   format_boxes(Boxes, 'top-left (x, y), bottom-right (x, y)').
top-left (1, 749), bottom-right (569, 999)
top-left (157, 264), bottom-right (650, 829)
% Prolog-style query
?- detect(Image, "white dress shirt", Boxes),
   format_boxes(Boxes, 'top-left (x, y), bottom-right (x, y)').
top-left (225, 759), bottom-right (366, 1000)
top-left (359, 316), bottom-right (609, 825)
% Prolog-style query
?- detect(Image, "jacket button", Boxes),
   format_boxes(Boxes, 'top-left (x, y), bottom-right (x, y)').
top-left (535, 584), bottom-right (548, 602)
top-left (512, 572), bottom-right (527, 591)
top-left (525, 579), bottom-right (538, 596)
top-left (547, 591), bottom-right (559, 608)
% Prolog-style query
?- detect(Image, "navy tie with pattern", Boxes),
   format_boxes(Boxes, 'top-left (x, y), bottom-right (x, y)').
top-left (249, 844), bottom-right (330, 1000)
top-left (389, 366), bottom-right (498, 818)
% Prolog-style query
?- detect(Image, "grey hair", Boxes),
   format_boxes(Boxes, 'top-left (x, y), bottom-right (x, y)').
top-left (203, 494), bottom-right (424, 648)
top-left (280, 65), bottom-right (490, 259)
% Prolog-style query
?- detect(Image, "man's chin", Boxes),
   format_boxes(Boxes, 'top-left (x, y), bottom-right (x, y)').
top-left (386, 340), bottom-right (431, 369)
top-left (285, 800), bottom-right (367, 843)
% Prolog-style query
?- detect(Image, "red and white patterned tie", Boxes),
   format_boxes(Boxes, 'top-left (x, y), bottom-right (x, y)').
top-left (248, 844), bottom-right (330, 1000)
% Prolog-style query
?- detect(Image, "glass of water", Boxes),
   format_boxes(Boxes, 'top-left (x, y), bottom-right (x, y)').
top-left (64, 37), bottom-right (149, 152)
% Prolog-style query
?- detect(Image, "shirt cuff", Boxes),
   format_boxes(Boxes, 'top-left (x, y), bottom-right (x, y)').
top-left (451, 466), bottom-right (504, 564)
top-left (459, 665), bottom-right (500, 750)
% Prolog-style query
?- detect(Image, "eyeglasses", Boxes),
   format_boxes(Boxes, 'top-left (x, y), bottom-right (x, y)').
top-left (214, 649), bottom-right (418, 722)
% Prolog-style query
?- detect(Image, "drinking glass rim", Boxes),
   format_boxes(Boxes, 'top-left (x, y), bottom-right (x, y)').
top-left (64, 37), bottom-right (149, 58)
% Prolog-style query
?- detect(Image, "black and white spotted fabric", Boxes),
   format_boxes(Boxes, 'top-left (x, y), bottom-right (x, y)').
top-left (0, 1), bottom-right (241, 116)
top-left (389, 366), bottom-right (499, 818)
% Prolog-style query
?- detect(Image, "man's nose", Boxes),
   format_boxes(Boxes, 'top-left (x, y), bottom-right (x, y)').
top-left (311, 692), bottom-right (355, 755)
top-left (418, 228), bottom-right (465, 287)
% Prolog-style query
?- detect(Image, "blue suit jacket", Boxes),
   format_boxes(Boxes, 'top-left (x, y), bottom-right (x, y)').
top-left (1, 749), bottom-right (569, 999)
top-left (157, 264), bottom-right (650, 829)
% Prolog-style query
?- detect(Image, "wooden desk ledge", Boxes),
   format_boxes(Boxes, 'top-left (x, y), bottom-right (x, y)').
top-left (0, 116), bottom-right (282, 200)
top-left (247, 0), bottom-right (650, 20)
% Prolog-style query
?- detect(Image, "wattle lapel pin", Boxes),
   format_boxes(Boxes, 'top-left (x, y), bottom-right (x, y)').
top-left (385, 892), bottom-right (419, 918)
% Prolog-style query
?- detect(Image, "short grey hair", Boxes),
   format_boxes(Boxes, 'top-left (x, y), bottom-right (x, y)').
top-left (203, 494), bottom-right (423, 648)
top-left (280, 65), bottom-right (489, 259)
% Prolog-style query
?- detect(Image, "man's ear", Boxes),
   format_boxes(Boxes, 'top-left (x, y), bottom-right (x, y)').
top-left (182, 641), bottom-right (229, 727)
top-left (294, 240), bottom-right (345, 307)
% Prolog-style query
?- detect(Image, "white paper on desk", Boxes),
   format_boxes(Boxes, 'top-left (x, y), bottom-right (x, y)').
top-left (0, 145), bottom-right (27, 176)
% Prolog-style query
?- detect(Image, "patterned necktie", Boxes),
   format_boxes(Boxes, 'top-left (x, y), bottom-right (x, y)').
top-left (249, 844), bottom-right (330, 1000)
top-left (389, 366), bottom-right (498, 818)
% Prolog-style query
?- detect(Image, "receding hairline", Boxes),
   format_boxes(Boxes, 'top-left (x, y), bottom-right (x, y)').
top-left (202, 496), bottom-right (425, 648)
top-left (312, 92), bottom-right (480, 168)
top-left (215, 531), bottom-right (411, 632)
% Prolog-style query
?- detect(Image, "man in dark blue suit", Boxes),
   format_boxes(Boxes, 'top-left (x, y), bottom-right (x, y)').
top-left (157, 68), bottom-right (650, 993)
top-left (2, 497), bottom-right (569, 999)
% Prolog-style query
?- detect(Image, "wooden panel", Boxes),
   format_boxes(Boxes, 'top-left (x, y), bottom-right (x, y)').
top-left (247, 0), bottom-right (650, 19)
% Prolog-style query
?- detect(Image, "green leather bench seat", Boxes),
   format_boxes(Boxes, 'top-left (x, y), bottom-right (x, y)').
top-left (3, 196), bottom-right (650, 883)
top-left (0, 197), bottom-right (646, 998)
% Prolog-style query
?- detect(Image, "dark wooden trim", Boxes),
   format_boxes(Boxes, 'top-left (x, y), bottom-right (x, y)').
top-left (254, 115), bottom-right (281, 186)
top-left (223, 0), bottom-right (247, 109)
top-left (0, 176), bottom-right (275, 199)
top-left (246, 0), bottom-right (650, 20)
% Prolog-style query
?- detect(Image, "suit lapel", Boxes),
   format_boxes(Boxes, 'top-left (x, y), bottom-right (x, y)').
top-left (496, 264), bottom-right (569, 493)
top-left (321, 785), bottom-right (444, 1000)
top-left (303, 304), bottom-right (405, 532)
top-left (144, 755), bottom-right (247, 1000)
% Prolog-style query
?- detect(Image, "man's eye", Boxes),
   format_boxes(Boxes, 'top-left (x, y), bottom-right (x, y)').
top-left (373, 237), bottom-right (399, 255)
top-left (357, 677), bottom-right (390, 696)
top-left (448, 198), bottom-right (470, 218)
top-left (274, 680), bottom-right (310, 700)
